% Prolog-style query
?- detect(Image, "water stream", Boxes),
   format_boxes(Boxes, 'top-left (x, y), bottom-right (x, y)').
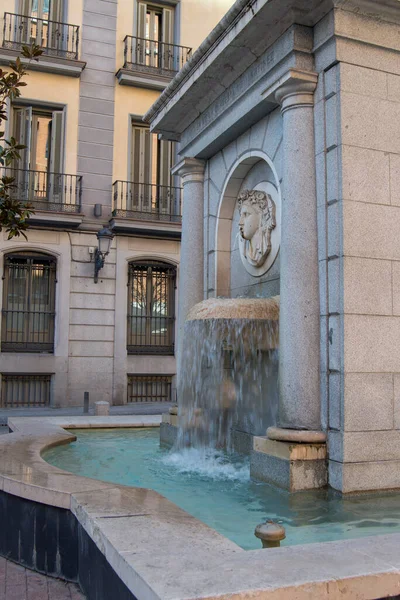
top-left (176, 297), bottom-right (280, 452)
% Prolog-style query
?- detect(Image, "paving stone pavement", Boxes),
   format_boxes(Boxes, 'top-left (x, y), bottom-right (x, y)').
top-left (0, 557), bottom-right (85, 600)
top-left (0, 401), bottom-right (172, 426)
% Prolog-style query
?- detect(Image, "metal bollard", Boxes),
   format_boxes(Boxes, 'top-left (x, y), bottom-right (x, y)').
top-left (254, 521), bottom-right (286, 548)
top-left (83, 391), bottom-right (89, 414)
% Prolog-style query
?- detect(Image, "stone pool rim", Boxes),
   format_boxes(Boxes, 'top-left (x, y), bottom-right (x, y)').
top-left (1, 416), bottom-right (400, 600)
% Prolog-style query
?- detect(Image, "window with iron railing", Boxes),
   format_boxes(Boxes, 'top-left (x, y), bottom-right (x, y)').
top-left (112, 120), bottom-right (180, 222)
top-left (127, 261), bottom-right (176, 354)
top-left (123, 35), bottom-right (191, 74)
top-left (3, 0), bottom-right (80, 60)
top-left (127, 375), bottom-right (172, 403)
top-left (123, 1), bottom-right (191, 75)
top-left (1, 252), bottom-right (56, 353)
top-left (0, 373), bottom-right (52, 407)
top-left (5, 104), bottom-right (82, 213)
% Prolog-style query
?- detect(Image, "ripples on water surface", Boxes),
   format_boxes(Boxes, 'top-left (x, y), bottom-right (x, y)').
top-left (44, 428), bottom-right (400, 550)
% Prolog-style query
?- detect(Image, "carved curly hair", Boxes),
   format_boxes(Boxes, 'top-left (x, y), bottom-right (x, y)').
top-left (238, 189), bottom-right (276, 231)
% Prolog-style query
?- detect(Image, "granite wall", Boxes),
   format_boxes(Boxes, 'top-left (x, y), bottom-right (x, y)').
top-left (205, 107), bottom-right (283, 300)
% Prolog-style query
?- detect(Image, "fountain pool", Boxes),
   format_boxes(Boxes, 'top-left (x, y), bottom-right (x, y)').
top-left (44, 427), bottom-right (400, 550)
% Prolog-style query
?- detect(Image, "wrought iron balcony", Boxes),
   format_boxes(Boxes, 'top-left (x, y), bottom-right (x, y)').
top-left (112, 180), bottom-right (182, 223)
top-left (123, 35), bottom-right (192, 75)
top-left (3, 12), bottom-right (80, 60)
top-left (4, 168), bottom-right (82, 213)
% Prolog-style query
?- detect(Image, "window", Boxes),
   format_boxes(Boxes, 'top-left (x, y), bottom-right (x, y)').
top-left (13, 105), bottom-right (64, 174)
top-left (11, 104), bottom-right (65, 206)
top-left (136, 2), bottom-right (175, 70)
top-left (18, 0), bottom-right (64, 51)
top-left (1, 252), bottom-right (56, 353)
top-left (20, 0), bottom-right (63, 22)
top-left (128, 120), bottom-right (175, 214)
top-left (131, 120), bottom-right (174, 186)
top-left (127, 261), bottom-right (176, 354)
top-left (1, 374), bottom-right (51, 407)
top-left (127, 375), bottom-right (172, 402)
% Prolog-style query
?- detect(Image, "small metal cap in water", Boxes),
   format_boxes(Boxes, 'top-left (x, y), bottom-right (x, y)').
top-left (254, 521), bottom-right (286, 548)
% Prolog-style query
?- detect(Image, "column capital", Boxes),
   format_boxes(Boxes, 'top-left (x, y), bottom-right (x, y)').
top-left (172, 157), bottom-right (206, 184)
top-left (262, 69), bottom-right (318, 115)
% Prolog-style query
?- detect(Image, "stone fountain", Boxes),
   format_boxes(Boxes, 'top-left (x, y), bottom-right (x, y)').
top-left (175, 296), bottom-right (279, 453)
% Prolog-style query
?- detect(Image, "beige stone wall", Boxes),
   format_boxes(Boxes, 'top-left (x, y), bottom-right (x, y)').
top-left (0, 230), bottom-right (180, 407)
top-left (0, 0), bottom-right (235, 407)
top-left (113, 0), bottom-right (236, 183)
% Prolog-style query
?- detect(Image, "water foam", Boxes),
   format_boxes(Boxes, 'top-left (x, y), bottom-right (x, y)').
top-left (162, 447), bottom-right (250, 482)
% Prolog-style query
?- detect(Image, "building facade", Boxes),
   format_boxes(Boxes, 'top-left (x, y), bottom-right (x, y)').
top-left (0, 0), bottom-right (234, 408)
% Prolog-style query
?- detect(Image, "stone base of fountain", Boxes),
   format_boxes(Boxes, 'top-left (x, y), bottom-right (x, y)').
top-left (250, 436), bottom-right (327, 492)
top-left (160, 414), bottom-right (327, 491)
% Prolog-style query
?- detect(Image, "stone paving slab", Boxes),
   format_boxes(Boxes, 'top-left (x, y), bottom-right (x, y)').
top-left (0, 557), bottom-right (85, 600)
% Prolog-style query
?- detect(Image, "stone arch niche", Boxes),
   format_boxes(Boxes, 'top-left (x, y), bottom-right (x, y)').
top-left (215, 150), bottom-right (281, 298)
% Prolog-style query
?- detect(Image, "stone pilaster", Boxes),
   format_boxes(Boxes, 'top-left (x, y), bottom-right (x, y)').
top-left (172, 158), bottom-right (206, 385)
top-left (274, 70), bottom-right (321, 434)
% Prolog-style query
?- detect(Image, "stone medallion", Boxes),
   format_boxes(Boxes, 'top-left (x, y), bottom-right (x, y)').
top-left (238, 181), bottom-right (281, 277)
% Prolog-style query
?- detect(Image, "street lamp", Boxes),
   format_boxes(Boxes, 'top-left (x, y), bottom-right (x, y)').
top-left (94, 226), bottom-right (114, 283)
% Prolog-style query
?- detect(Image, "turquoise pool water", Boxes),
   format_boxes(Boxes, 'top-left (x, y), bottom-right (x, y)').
top-left (44, 428), bottom-right (400, 550)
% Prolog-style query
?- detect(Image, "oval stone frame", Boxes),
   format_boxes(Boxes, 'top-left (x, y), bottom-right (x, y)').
top-left (238, 180), bottom-right (281, 277)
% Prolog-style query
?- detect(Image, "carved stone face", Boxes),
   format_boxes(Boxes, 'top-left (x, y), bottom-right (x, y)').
top-left (239, 202), bottom-right (261, 240)
top-left (238, 189), bottom-right (277, 271)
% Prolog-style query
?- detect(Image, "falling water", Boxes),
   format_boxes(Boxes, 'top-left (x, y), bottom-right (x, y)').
top-left (175, 297), bottom-right (280, 453)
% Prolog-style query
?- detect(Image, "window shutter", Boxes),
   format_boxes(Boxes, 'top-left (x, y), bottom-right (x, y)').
top-left (48, 0), bottom-right (64, 53)
top-left (49, 110), bottom-right (64, 204)
top-left (161, 7), bottom-right (174, 44)
top-left (161, 7), bottom-right (174, 70)
top-left (131, 123), bottom-right (152, 183)
top-left (130, 123), bottom-right (154, 212)
top-left (137, 2), bottom-right (147, 39)
top-left (19, 0), bottom-right (31, 15)
top-left (49, 111), bottom-right (64, 174)
top-left (13, 106), bottom-right (32, 171)
top-left (158, 139), bottom-right (173, 214)
top-left (12, 107), bottom-right (32, 200)
top-left (49, 0), bottom-right (63, 23)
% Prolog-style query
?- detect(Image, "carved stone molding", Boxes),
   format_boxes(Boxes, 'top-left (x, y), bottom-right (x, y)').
top-left (172, 157), bottom-right (206, 185)
top-left (262, 68), bottom-right (318, 114)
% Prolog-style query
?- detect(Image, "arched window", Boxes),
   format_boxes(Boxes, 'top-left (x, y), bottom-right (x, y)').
top-left (127, 261), bottom-right (176, 354)
top-left (1, 252), bottom-right (56, 353)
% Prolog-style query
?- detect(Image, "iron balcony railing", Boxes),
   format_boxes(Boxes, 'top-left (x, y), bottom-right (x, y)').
top-left (4, 168), bottom-right (82, 213)
top-left (3, 12), bottom-right (80, 60)
top-left (112, 180), bottom-right (182, 223)
top-left (123, 35), bottom-right (192, 74)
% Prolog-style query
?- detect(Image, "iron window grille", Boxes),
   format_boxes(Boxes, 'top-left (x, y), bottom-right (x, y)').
top-left (1, 373), bottom-right (52, 407)
top-left (127, 261), bottom-right (176, 355)
top-left (1, 252), bottom-right (56, 353)
top-left (127, 374), bottom-right (172, 403)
